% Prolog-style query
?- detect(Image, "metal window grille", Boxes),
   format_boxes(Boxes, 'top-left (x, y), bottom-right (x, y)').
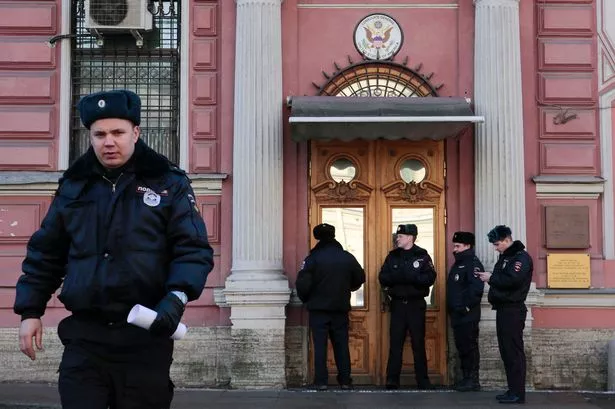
top-left (70, 0), bottom-right (181, 164)
top-left (318, 61), bottom-right (438, 98)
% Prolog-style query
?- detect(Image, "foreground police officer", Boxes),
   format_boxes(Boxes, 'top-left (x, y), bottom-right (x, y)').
top-left (379, 224), bottom-right (436, 390)
top-left (296, 223), bottom-right (365, 390)
top-left (476, 225), bottom-right (532, 404)
top-left (14, 89), bottom-right (214, 409)
top-left (446, 232), bottom-right (484, 392)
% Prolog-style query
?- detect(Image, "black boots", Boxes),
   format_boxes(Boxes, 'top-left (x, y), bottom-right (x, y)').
top-left (455, 371), bottom-right (480, 392)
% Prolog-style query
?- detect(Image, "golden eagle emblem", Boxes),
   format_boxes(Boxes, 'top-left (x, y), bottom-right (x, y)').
top-left (364, 25), bottom-right (393, 50)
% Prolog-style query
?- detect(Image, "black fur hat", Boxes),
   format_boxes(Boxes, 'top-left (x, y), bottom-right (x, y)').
top-left (487, 225), bottom-right (512, 243)
top-left (452, 231), bottom-right (475, 246)
top-left (396, 224), bottom-right (418, 236)
top-left (313, 223), bottom-right (335, 241)
top-left (78, 89), bottom-right (141, 129)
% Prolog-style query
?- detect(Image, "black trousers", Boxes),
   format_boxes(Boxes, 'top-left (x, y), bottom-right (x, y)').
top-left (57, 316), bottom-right (174, 409)
top-left (386, 299), bottom-right (429, 386)
top-left (309, 311), bottom-right (351, 385)
top-left (452, 320), bottom-right (480, 379)
top-left (496, 305), bottom-right (527, 399)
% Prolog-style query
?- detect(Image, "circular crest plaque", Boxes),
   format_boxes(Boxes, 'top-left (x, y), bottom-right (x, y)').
top-left (354, 13), bottom-right (403, 60)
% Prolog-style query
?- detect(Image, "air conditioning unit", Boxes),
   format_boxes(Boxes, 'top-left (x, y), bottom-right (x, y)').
top-left (84, 0), bottom-right (153, 31)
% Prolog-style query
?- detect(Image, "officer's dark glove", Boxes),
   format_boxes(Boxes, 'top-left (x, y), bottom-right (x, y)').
top-left (150, 293), bottom-right (185, 338)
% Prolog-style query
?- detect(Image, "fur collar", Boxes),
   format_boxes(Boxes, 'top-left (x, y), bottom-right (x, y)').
top-left (453, 247), bottom-right (476, 263)
top-left (502, 240), bottom-right (526, 257)
top-left (310, 239), bottom-right (343, 254)
top-left (392, 244), bottom-right (428, 257)
top-left (62, 139), bottom-right (173, 181)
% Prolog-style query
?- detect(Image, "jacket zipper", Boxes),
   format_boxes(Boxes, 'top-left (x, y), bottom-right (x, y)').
top-left (102, 172), bottom-right (123, 193)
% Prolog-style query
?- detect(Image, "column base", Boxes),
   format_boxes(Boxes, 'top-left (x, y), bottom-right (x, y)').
top-left (223, 271), bottom-right (291, 388)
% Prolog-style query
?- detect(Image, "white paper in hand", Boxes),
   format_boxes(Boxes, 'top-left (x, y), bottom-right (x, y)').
top-left (127, 304), bottom-right (188, 340)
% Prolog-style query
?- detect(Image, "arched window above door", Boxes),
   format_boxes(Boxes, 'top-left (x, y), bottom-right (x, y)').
top-left (317, 61), bottom-right (440, 98)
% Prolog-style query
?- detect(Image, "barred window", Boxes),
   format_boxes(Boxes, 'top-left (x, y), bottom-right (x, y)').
top-left (70, 0), bottom-right (181, 164)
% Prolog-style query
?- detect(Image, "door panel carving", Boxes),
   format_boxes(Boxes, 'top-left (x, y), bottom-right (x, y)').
top-left (309, 139), bottom-right (446, 386)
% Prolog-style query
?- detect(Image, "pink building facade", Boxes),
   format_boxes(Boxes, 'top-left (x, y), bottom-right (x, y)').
top-left (0, 0), bottom-right (614, 390)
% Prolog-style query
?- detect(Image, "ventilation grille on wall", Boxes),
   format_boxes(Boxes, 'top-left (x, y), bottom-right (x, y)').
top-left (84, 0), bottom-right (153, 31)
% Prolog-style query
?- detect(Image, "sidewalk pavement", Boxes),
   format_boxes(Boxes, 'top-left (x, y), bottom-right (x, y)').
top-left (0, 383), bottom-right (614, 409)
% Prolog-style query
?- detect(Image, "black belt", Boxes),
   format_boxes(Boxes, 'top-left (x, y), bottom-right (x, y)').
top-left (391, 297), bottom-right (421, 304)
top-left (72, 312), bottom-right (128, 326)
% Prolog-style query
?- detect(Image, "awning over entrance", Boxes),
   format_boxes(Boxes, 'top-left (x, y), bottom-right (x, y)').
top-left (287, 96), bottom-right (484, 142)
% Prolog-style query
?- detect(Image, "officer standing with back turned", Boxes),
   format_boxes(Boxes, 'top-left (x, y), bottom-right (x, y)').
top-left (296, 223), bottom-right (365, 390)
top-left (379, 223), bottom-right (437, 390)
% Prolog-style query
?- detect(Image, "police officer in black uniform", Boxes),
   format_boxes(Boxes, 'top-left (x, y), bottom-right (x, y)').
top-left (379, 224), bottom-right (437, 390)
top-left (14, 90), bottom-right (214, 409)
top-left (476, 225), bottom-right (532, 404)
top-left (446, 231), bottom-right (484, 392)
top-left (296, 223), bottom-right (365, 390)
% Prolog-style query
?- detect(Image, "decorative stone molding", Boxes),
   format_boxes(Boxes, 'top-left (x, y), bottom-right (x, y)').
top-left (532, 175), bottom-right (604, 199)
top-left (0, 172), bottom-right (226, 196)
top-left (537, 289), bottom-right (615, 308)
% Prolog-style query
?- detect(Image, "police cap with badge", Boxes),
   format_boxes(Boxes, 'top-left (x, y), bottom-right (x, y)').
top-left (396, 223), bottom-right (418, 236)
top-left (78, 89), bottom-right (141, 129)
top-left (487, 225), bottom-right (512, 243)
top-left (452, 231), bottom-right (475, 246)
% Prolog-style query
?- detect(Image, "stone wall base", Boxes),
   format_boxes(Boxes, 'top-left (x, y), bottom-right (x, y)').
top-left (1, 325), bottom-right (613, 390)
top-left (532, 329), bottom-right (615, 390)
top-left (230, 328), bottom-right (286, 389)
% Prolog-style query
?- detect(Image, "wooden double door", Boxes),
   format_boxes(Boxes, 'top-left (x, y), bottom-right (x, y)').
top-left (309, 139), bottom-right (447, 386)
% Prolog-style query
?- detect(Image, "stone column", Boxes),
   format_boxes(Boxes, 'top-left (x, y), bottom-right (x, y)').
top-left (474, 0), bottom-right (527, 268)
top-left (223, 0), bottom-right (291, 388)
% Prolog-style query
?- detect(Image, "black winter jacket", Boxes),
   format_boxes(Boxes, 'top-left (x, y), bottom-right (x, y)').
top-left (488, 240), bottom-right (533, 308)
top-left (379, 245), bottom-right (437, 300)
top-left (14, 140), bottom-right (214, 322)
top-left (295, 239), bottom-right (365, 312)
top-left (446, 248), bottom-right (484, 326)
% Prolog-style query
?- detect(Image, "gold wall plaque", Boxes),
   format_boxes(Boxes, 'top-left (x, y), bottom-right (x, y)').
top-left (544, 206), bottom-right (590, 249)
top-left (547, 253), bottom-right (590, 289)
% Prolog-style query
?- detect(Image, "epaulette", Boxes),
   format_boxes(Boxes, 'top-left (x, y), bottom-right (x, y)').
top-left (169, 164), bottom-right (193, 183)
top-left (54, 177), bottom-right (66, 196)
top-left (170, 164), bottom-right (186, 175)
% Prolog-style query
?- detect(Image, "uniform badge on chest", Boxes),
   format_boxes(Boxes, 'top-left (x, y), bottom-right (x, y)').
top-left (454, 273), bottom-right (459, 281)
top-left (413, 261), bottom-right (420, 268)
top-left (143, 191), bottom-right (161, 207)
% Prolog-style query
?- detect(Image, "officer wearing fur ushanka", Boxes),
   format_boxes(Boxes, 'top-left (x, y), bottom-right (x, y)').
top-left (475, 225), bottom-right (533, 404)
top-left (379, 223), bottom-right (437, 390)
top-left (446, 231), bottom-right (484, 392)
top-left (296, 223), bottom-right (365, 390)
top-left (14, 90), bottom-right (214, 409)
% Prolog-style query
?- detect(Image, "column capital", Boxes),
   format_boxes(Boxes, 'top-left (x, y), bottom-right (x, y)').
top-left (474, 0), bottom-right (519, 5)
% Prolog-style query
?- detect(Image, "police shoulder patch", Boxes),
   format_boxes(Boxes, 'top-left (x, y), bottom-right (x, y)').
top-left (514, 261), bottom-right (522, 272)
top-left (187, 193), bottom-right (200, 213)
